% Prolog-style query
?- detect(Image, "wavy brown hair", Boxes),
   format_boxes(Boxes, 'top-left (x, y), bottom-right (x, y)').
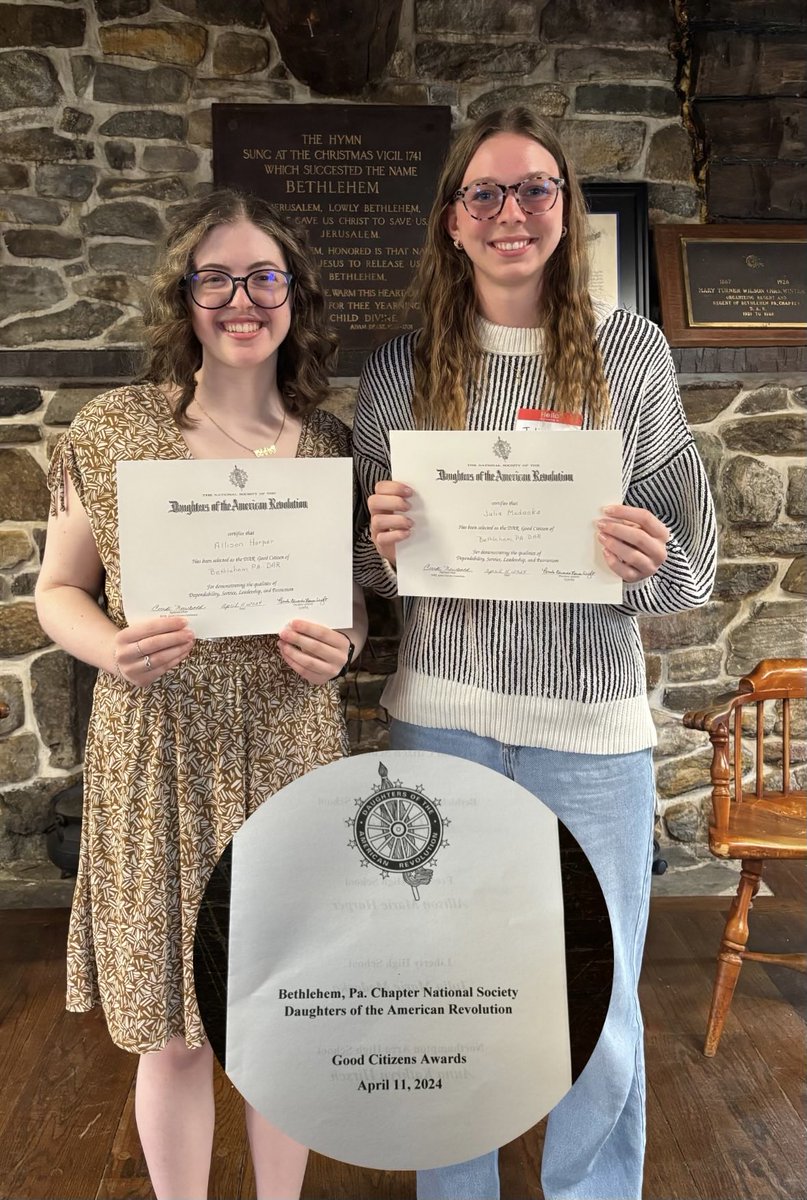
top-left (412, 107), bottom-right (610, 429)
top-left (138, 188), bottom-right (337, 423)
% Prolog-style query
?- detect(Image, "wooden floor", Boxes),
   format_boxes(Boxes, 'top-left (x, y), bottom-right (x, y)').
top-left (1, 862), bottom-right (804, 1200)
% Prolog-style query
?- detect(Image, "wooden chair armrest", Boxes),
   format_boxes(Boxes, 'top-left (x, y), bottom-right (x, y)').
top-left (682, 693), bottom-right (742, 733)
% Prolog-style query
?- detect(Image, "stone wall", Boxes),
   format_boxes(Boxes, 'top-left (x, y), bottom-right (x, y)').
top-left (647, 375), bottom-right (806, 839)
top-left (1, 0), bottom-right (805, 885)
top-left (0, 0), bottom-right (699, 355)
top-left (685, 0), bottom-right (806, 221)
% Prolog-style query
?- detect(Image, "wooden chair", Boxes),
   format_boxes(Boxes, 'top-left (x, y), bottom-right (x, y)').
top-left (683, 658), bottom-right (807, 1056)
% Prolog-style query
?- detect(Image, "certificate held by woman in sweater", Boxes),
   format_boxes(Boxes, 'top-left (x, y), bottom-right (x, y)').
top-left (117, 456), bottom-right (353, 638)
top-left (391, 429), bottom-right (623, 604)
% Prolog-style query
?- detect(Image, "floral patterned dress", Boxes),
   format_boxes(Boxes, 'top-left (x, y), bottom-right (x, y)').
top-left (48, 384), bottom-right (350, 1053)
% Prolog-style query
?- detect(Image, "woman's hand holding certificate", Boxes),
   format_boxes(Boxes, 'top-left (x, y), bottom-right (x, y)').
top-left (368, 479), bottom-right (414, 566)
top-left (596, 504), bottom-right (670, 584)
top-left (111, 615), bottom-right (195, 684)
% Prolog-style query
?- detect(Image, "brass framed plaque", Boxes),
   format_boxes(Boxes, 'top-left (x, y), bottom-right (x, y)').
top-left (654, 223), bottom-right (807, 347)
top-left (213, 104), bottom-right (451, 375)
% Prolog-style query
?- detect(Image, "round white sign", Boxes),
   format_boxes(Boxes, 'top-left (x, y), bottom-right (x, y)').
top-left (202, 751), bottom-right (602, 1170)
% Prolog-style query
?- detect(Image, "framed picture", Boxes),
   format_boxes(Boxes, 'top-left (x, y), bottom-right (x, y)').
top-left (582, 182), bottom-right (649, 318)
top-left (654, 222), bottom-right (807, 346)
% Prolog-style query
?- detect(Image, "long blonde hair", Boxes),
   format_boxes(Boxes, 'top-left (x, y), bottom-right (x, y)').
top-left (138, 188), bottom-right (337, 423)
top-left (412, 107), bottom-right (609, 429)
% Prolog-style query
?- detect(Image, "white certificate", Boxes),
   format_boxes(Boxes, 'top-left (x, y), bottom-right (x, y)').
top-left (225, 751), bottom-right (572, 1170)
top-left (392, 429), bottom-right (623, 604)
top-left (586, 212), bottom-right (620, 310)
top-left (117, 457), bottom-right (353, 638)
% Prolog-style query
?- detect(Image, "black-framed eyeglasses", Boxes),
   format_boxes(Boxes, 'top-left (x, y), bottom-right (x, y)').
top-left (182, 268), bottom-right (294, 309)
top-left (452, 175), bottom-right (565, 220)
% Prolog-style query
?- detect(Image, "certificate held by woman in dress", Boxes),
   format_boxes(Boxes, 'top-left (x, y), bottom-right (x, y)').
top-left (117, 456), bottom-right (353, 638)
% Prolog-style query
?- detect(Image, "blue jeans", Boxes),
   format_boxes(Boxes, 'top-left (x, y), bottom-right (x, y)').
top-left (389, 720), bottom-right (655, 1200)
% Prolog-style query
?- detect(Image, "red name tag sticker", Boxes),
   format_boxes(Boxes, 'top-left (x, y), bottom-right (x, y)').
top-left (515, 408), bottom-right (583, 431)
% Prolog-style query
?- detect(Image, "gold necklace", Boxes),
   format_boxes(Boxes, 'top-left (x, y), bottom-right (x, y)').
top-left (195, 399), bottom-right (287, 457)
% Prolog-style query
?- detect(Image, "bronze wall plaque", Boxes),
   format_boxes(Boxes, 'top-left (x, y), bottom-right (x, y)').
top-left (654, 223), bottom-right (807, 347)
top-left (213, 104), bottom-right (451, 375)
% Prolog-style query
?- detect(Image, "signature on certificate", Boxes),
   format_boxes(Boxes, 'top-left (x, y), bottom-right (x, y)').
top-left (423, 563), bottom-right (471, 577)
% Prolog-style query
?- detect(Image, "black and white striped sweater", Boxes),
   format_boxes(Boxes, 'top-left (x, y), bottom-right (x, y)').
top-left (353, 304), bottom-right (717, 754)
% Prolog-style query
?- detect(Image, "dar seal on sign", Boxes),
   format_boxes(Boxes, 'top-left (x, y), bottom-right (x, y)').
top-left (349, 761), bottom-right (448, 898)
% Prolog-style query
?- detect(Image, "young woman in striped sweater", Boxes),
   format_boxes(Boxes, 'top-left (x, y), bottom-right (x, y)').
top-left (353, 107), bottom-right (716, 1200)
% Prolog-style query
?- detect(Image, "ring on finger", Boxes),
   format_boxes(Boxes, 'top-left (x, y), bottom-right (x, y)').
top-left (136, 640), bottom-right (144, 655)
top-left (143, 654), bottom-right (152, 671)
